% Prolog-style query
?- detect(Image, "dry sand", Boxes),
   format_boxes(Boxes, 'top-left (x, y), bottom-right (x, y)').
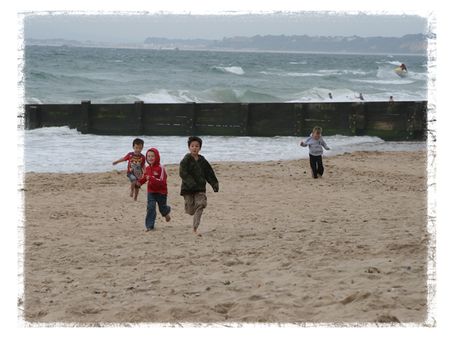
top-left (21, 150), bottom-right (429, 325)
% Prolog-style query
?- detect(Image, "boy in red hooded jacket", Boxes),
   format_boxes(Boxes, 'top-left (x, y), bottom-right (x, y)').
top-left (136, 148), bottom-right (171, 231)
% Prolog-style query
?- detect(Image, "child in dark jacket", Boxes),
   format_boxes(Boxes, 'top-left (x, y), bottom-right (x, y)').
top-left (179, 136), bottom-right (219, 236)
top-left (136, 148), bottom-right (171, 231)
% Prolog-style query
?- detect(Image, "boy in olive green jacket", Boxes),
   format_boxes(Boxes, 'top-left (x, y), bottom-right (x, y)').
top-left (179, 136), bottom-right (219, 236)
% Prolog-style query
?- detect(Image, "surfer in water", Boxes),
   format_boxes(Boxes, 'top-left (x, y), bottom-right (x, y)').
top-left (394, 63), bottom-right (408, 78)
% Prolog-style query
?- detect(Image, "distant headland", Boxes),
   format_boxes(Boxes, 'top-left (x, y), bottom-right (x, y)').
top-left (26, 33), bottom-right (429, 55)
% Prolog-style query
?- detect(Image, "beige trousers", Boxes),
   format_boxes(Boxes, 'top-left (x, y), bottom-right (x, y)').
top-left (183, 192), bottom-right (207, 229)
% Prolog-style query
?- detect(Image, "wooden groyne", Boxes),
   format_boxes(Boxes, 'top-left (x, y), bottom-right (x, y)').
top-left (24, 101), bottom-right (427, 140)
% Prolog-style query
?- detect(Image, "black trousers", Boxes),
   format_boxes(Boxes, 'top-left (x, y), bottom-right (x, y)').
top-left (309, 154), bottom-right (324, 178)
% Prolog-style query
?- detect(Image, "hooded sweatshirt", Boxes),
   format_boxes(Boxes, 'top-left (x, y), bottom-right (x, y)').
top-left (137, 148), bottom-right (168, 195)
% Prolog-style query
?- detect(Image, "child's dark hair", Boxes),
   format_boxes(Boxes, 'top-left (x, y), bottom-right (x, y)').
top-left (188, 136), bottom-right (203, 148)
top-left (133, 138), bottom-right (144, 147)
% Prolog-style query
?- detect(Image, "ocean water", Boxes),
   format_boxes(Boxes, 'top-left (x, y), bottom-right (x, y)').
top-left (23, 45), bottom-right (427, 104)
top-left (21, 127), bottom-right (425, 173)
top-left (21, 46), bottom-right (428, 173)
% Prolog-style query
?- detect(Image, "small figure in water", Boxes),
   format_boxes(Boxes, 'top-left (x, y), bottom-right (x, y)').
top-left (389, 95), bottom-right (394, 103)
top-left (328, 92), bottom-right (333, 99)
top-left (358, 93), bottom-right (364, 101)
top-left (400, 63), bottom-right (408, 71)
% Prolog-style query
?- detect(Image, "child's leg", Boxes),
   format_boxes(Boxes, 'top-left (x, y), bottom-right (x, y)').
top-left (155, 194), bottom-right (171, 222)
top-left (183, 194), bottom-right (196, 216)
top-left (192, 192), bottom-right (207, 233)
top-left (127, 173), bottom-right (137, 197)
top-left (309, 154), bottom-right (318, 178)
top-left (145, 193), bottom-right (157, 230)
top-left (134, 185), bottom-right (140, 201)
top-left (317, 156), bottom-right (324, 176)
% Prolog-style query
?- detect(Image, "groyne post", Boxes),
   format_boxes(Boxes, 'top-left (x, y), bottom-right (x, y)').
top-left (240, 103), bottom-right (249, 135)
top-left (135, 101), bottom-right (144, 135)
top-left (188, 102), bottom-right (197, 135)
top-left (80, 100), bottom-right (91, 134)
top-left (349, 102), bottom-right (366, 135)
top-left (294, 103), bottom-right (304, 136)
top-left (26, 105), bottom-right (41, 129)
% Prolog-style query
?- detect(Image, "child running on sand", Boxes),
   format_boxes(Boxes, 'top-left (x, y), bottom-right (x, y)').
top-left (300, 126), bottom-right (331, 179)
top-left (112, 138), bottom-right (145, 200)
top-left (179, 136), bottom-right (219, 236)
top-left (136, 148), bottom-right (171, 231)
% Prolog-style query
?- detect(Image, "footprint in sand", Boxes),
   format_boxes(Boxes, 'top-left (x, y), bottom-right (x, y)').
top-left (340, 292), bottom-right (371, 305)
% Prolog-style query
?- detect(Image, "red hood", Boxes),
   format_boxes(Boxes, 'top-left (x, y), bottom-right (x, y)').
top-left (146, 148), bottom-right (160, 166)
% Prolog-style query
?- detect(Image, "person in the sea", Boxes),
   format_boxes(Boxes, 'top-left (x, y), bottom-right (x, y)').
top-left (135, 148), bottom-right (171, 231)
top-left (328, 92), bottom-right (333, 99)
top-left (389, 95), bottom-right (394, 103)
top-left (400, 63), bottom-right (408, 71)
top-left (300, 126), bottom-right (331, 179)
top-left (179, 136), bottom-right (219, 237)
top-left (112, 138), bottom-right (145, 200)
top-left (357, 92), bottom-right (364, 101)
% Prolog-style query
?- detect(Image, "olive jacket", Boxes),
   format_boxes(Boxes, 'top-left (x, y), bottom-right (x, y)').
top-left (179, 153), bottom-right (219, 195)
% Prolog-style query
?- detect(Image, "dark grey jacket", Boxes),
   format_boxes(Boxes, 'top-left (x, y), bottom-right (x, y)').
top-left (179, 153), bottom-right (219, 195)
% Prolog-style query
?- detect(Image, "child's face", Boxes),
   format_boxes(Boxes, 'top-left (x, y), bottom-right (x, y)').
top-left (133, 143), bottom-right (144, 154)
top-left (147, 151), bottom-right (156, 165)
top-left (312, 131), bottom-right (321, 140)
top-left (189, 141), bottom-right (201, 156)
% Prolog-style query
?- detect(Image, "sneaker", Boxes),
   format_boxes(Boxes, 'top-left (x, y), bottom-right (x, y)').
top-left (165, 214), bottom-right (171, 222)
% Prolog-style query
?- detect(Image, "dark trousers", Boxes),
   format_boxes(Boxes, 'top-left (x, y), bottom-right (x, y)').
top-left (146, 193), bottom-right (171, 229)
top-left (309, 154), bottom-right (324, 178)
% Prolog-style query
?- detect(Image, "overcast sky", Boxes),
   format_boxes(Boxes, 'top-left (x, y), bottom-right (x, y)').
top-left (23, 13), bottom-right (428, 43)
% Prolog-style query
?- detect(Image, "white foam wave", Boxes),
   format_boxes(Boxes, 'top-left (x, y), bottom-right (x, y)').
top-left (56, 83), bottom-right (426, 105)
top-left (27, 97), bottom-right (43, 104)
top-left (318, 69), bottom-right (369, 76)
top-left (376, 60), bottom-right (403, 66)
top-left (23, 127), bottom-right (425, 173)
top-left (352, 79), bottom-right (416, 85)
top-left (288, 87), bottom-right (357, 102)
top-left (136, 90), bottom-right (190, 103)
top-left (212, 66), bottom-right (245, 75)
top-left (287, 72), bottom-right (325, 77)
top-left (407, 71), bottom-right (428, 81)
top-left (132, 88), bottom-right (280, 104)
top-left (260, 71), bottom-right (325, 77)
top-left (262, 69), bottom-right (369, 78)
top-left (288, 61), bottom-right (308, 65)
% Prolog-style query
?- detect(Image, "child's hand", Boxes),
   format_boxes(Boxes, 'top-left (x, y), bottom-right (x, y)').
top-left (300, 141), bottom-right (306, 147)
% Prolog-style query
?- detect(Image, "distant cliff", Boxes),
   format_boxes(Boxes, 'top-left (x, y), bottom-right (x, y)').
top-left (26, 33), bottom-right (429, 55)
top-left (144, 34), bottom-right (428, 54)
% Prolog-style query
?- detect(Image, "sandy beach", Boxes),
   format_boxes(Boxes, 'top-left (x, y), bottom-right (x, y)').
top-left (21, 150), bottom-right (429, 325)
